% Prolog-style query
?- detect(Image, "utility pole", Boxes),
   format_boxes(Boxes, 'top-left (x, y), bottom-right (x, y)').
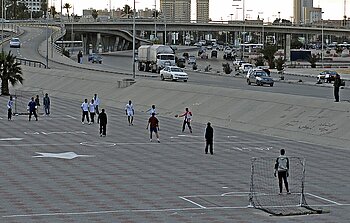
top-left (132, 0), bottom-right (136, 79)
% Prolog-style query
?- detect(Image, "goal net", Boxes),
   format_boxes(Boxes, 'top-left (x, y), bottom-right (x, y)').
top-left (249, 156), bottom-right (322, 216)
top-left (14, 90), bottom-right (44, 115)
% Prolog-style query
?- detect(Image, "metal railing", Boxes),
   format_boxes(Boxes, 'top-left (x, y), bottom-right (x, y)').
top-left (16, 58), bottom-right (47, 68)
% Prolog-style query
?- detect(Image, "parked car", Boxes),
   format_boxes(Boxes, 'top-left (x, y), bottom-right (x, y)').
top-left (239, 63), bottom-right (253, 75)
top-left (160, 66), bottom-right (188, 82)
top-left (88, 53), bottom-right (103, 64)
top-left (317, 70), bottom-right (338, 83)
top-left (246, 69), bottom-right (274, 86)
top-left (188, 55), bottom-right (196, 64)
top-left (177, 57), bottom-right (186, 68)
top-left (9, 38), bottom-right (21, 48)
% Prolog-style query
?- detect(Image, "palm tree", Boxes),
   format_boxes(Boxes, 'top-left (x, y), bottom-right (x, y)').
top-left (122, 4), bottom-right (132, 18)
top-left (91, 9), bottom-right (98, 21)
top-left (63, 3), bottom-right (72, 19)
top-left (50, 6), bottom-right (57, 19)
top-left (0, 51), bottom-right (23, 95)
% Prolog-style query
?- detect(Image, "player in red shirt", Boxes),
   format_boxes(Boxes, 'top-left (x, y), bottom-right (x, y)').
top-left (146, 113), bottom-right (160, 143)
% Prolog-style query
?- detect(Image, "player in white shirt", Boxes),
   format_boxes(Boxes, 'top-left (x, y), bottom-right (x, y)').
top-left (81, 99), bottom-right (90, 124)
top-left (7, 95), bottom-right (14, 120)
top-left (89, 99), bottom-right (96, 123)
top-left (93, 93), bottom-right (100, 114)
top-left (146, 104), bottom-right (157, 117)
top-left (125, 100), bottom-right (135, 125)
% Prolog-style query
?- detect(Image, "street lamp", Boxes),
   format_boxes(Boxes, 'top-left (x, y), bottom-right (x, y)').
top-left (321, 12), bottom-right (324, 68)
top-left (132, 0), bottom-right (136, 79)
top-left (1, 0), bottom-right (4, 50)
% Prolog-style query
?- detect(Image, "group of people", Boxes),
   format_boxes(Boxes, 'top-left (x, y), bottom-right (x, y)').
top-left (80, 94), bottom-right (107, 137)
top-left (6, 93), bottom-right (51, 121)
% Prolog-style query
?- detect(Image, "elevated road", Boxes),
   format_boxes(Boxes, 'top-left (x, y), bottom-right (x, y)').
top-left (67, 21), bottom-right (350, 36)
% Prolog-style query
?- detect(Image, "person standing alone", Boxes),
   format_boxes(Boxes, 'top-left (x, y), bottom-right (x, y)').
top-left (204, 122), bottom-right (214, 155)
top-left (28, 97), bottom-right (38, 121)
top-left (43, 93), bottom-right (50, 115)
top-left (274, 149), bottom-right (290, 195)
top-left (147, 113), bottom-right (160, 143)
top-left (334, 73), bottom-right (341, 102)
top-left (7, 95), bottom-right (14, 120)
top-left (98, 109), bottom-right (107, 137)
top-left (125, 100), bottom-right (135, 126)
top-left (176, 107), bottom-right (193, 133)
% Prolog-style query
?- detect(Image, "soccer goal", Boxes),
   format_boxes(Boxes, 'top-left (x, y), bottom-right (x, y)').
top-left (14, 89), bottom-right (44, 115)
top-left (249, 156), bottom-right (323, 216)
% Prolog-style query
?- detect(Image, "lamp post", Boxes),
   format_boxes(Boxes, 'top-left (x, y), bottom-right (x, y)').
top-left (230, 13), bottom-right (233, 21)
top-left (132, 0), bottom-right (136, 79)
top-left (1, 0), bottom-right (4, 50)
top-left (258, 12), bottom-right (264, 45)
top-left (321, 12), bottom-right (324, 68)
top-left (46, 0), bottom-right (49, 68)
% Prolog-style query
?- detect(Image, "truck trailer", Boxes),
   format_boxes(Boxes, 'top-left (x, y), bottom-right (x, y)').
top-left (138, 45), bottom-right (175, 73)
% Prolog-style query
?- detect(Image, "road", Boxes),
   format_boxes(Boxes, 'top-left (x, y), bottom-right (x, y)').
top-left (7, 26), bottom-right (350, 101)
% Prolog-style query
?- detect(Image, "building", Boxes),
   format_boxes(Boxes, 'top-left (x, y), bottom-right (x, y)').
top-left (196, 0), bottom-right (209, 23)
top-left (160, 0), bottom-right (191, 22)
top-left (293, 0), bottom-right (322, 24)
top-left (20, 0), bottom-right (42, 12)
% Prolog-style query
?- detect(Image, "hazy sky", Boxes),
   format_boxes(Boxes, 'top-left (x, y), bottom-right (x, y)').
top-left (52, 0), bottom-right (347, 21)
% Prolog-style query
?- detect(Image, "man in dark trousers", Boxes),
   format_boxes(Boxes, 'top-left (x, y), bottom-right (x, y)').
top-left (205, 122), bottom-right (214, 155)
top-left (28, 97), bottom-right (38, 121)
top-left (98, 109), bottom-right (107, 137)
top-left (334, 73), bottom-right (341, 102)
top-left (274, 149), bottom-right (290, 194)
top-left (147, 113), bottom-right (160, 143)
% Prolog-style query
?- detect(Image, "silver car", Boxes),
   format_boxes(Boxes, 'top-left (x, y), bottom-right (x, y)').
top-left (246, 69), bottom-right (274, 87)
top-left (10, 38), bottom-right (21, 48)
top-left (160, 66), bottom-right (188, 82)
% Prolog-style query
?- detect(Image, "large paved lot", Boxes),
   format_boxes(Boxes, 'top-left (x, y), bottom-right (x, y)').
top-left (0, 95), bottom-right (349, 222)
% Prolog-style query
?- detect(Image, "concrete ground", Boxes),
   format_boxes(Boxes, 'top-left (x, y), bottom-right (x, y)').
top-left (0, 95), bottom-right (349, 222)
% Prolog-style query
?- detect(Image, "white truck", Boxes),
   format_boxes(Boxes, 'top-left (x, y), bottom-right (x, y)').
top-left (138, 45), bottom-right (175, 73)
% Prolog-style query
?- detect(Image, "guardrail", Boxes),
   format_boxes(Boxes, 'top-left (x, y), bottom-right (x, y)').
top-left (16, 58), bottom-right (47, 69)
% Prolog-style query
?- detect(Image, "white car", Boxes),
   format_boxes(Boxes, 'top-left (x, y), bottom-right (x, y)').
top-left (239, 63), bottom-right (253, 75)
top-left (246, 69), bottom-right (274, 86)
top-left (10, 38), bottom-right (21, 48)
top-left (160, 66), bottom-right (188, 82)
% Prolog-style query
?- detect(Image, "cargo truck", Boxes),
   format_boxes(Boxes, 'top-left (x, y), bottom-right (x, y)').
top-left (138, 45), bottom-right (175, 73)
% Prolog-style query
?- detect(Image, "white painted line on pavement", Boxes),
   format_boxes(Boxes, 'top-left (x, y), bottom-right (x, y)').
top-left (66, 115), bottom-right (77, 120)
top-left (306, 193), bottom-right (343, 205)
top-left (0, 138), bottom-right (23, 141)
top-left (24, 132), bottom-right (40, 135)
top-left (179, 196), bottom-right (206, 209)
top-left (41, 131), bottom-right (87, 135)
top-left (33, 152), bottom-right (94, 160)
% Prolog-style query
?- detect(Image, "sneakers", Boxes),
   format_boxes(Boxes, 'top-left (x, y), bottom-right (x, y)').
top-left (150, 139), bottom-right (152, 142)
top-left (82, 122), bottom-right (84, 124)
top-left (100, 134), bottom-right (103, 137)
top-left (157, 139), bottom-right (160, 143)
top-left (287, 191), bottom-right (291, 194)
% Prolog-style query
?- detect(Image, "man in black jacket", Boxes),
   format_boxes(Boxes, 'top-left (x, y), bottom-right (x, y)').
top-left (205, 122), bottom-right (214, 155)
top-left (98, 109), bottom-right (107, 137)
top-left (334, 74), bottom-right (341, 102)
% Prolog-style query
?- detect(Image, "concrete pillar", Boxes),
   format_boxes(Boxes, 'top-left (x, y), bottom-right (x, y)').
top-left (96, 33), bottom-right (101, 52)
top-left (285, 34), bottom-right (291, 62)
top-left (114, 36), bottom-right (120, 51)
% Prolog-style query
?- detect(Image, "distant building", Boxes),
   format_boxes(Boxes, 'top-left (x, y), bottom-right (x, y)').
top-left (20, 0), bottom-right (42, 12)
top-left (196, 0), bottom-right (209, 23)
top-left (160, 0), bottom-right (191, 22)
top-left (293, 0), bottom-right (322, 24)
top-left (138, 8), bottom-right (154, 19)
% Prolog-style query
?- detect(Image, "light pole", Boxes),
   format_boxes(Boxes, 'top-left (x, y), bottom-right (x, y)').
top-left (230, 13), bottom-right (233, 21)
top-left (258, 12), bottom-right (264, 45)
top-left (46, 0), bottom-right (49, 68)
top-left (132, 0), bottom-right (136, 79)
top-left (321, 12), bottom-right (324, 68)
top-left (1, 0), bottom-right (4, 50)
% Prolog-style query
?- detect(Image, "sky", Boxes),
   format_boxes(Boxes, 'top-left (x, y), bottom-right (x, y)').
top-left (52, 0), bottom-right (348, 22)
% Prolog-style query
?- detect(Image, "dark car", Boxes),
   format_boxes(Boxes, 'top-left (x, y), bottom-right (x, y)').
top-left (88, 53), bottom-right (103, 64)
top-left (317, 70), bottom-right (338, 83)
